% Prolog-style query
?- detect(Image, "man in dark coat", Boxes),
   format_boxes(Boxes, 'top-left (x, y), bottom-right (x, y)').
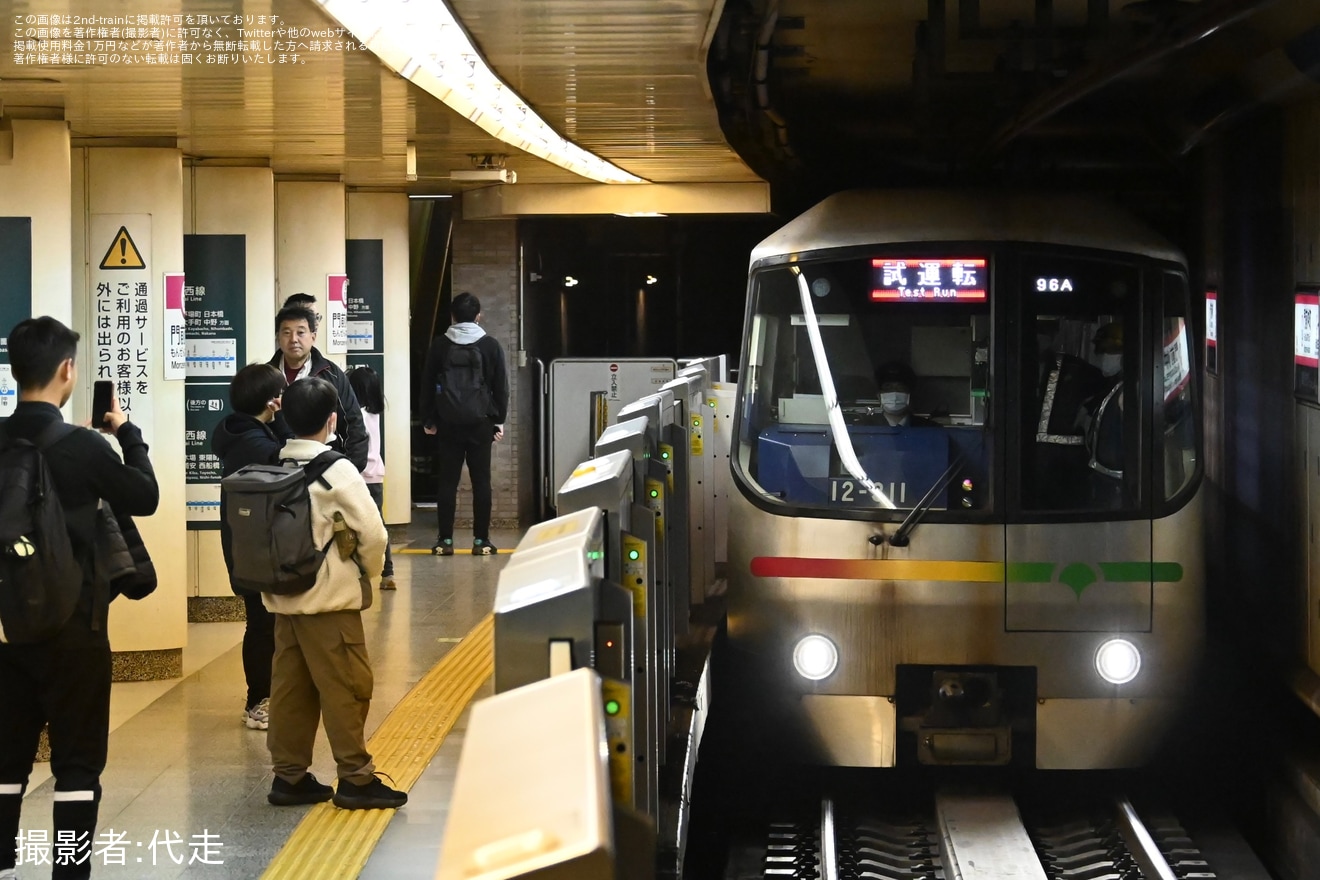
top-left (265, 304), bottom-right (368, 472)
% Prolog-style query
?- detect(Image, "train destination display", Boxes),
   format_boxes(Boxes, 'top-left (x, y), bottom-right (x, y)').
top-left (870, 257), bottom-right (987, 301)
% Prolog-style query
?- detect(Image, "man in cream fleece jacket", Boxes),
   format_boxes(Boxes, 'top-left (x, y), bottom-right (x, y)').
top-left (262, 377), bottom-right (406, 811)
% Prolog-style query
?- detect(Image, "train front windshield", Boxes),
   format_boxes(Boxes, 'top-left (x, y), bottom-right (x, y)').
top-left (735, 248), bottom-right (1200, 521)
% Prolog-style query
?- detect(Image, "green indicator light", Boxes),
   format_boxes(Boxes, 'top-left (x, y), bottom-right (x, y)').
top-left (661, 451), bottom-right (670, 459)
top-left (692, 419), bottom-right (700, 427)
top-left (649, 489), bottom-right (659, 498)
top-left (628, 549), bottom-right (640, 560)
top-left (605, 700), bottom-right (621, 716)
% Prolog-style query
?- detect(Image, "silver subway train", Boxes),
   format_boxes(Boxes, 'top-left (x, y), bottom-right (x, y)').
top-left (726, 190), bottom-right (1203, 769)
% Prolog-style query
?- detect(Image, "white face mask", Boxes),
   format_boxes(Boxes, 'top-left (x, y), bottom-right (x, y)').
top-left (1100, 354), bottom-right (1123, 377)
top-left (880, 392), bottom-right (909, 415)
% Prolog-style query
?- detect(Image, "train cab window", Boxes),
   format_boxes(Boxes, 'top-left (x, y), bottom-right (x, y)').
top-left (1020, 256), bottom-right (1142, 513)
top-left (1160, 273), bottom-right (1200, 503)
top-left (737, 257), bottom-right (992, 517)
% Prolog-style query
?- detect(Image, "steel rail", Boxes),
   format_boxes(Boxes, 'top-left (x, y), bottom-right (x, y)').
top-left (1114, 796), bottom-right (1180, 880)
top-left (820, 797), bottom-right (839, 880)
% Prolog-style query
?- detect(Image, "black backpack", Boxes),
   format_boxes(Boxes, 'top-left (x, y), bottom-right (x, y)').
top-left (0, 421), bottom-right (84, 644)
top-left (220, 451), bottom-right (345, 595)
top-left (434, 341), bottom-right (491, 427)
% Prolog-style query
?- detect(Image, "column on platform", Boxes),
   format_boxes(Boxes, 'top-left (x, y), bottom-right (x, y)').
top-left (451, 218), bottom-right (523, 530)
top-left (346, 192), bottom-right (412, 525)
top-left (75, 147), bottom-right (186, 680)
top-left (276, 181), bottom-right (348, 367)
top-left (0, 120), bottom-right (71, 420)
top-left (183, 167), bottom-right (278, 615)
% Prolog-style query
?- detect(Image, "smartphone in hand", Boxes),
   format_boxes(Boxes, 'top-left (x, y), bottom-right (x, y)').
top-left (92, 380), bottom-right (114, 429)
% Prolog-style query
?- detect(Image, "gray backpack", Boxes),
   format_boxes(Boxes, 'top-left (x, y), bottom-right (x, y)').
top-left (221, 451), bottom-right (344, 595)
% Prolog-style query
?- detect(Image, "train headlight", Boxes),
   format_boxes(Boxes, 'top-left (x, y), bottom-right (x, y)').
top-left (1095, 638), bottom-right (1141, 685)
top-left (792, 635), bottom-right (839, 681)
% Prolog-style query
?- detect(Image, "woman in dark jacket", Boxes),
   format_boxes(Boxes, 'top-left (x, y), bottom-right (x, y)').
top-left (211, 363), bottom-right (287, 731)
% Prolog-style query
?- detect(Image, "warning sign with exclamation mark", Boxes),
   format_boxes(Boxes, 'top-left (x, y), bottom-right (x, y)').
top-left (90, 214), bottom-right (153, 439)
top-left (98, 226), bottom-right (147, 270)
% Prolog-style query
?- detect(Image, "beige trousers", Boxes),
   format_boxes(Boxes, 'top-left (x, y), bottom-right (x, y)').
top-left (269, 610), bottom-right (376, 786)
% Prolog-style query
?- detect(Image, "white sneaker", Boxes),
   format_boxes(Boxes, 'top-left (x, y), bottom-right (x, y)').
top-left (243, 697), bottom-right (270, 730)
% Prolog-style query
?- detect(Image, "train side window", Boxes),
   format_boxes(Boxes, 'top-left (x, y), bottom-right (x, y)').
top-left (1020, 256), bottom-right (1141, 514)
top-left (1160, 273), bottom-right (1199, 502)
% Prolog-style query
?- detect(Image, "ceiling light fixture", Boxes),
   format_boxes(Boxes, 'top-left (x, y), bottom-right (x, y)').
top-left (314, 0), bottom-right (645, 185)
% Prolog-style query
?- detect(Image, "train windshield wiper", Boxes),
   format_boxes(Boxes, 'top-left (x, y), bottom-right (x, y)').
top-left (889, 432), bottom-right (986, 547)
top-left (791, 268), bottom-right (895, 509)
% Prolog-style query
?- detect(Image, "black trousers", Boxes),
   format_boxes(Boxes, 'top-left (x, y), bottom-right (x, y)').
top-left (241, 590), bottom-right (275, 710)
top-left (434, 428), bottom-right (494, 542)
top-left (0, 614), bottom-right (111, 878)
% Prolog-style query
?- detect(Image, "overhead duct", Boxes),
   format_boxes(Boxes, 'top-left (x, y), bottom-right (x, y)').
top-left (752, 0), bottom-right (797, 164)
top-left (1178, 23), bottom-right (1320, 154)
top-left (984, 0), bottom-right (1281, 155)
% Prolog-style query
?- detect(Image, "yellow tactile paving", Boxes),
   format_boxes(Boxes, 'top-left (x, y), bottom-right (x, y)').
top-left (260, 613), bottom-right (495, 880)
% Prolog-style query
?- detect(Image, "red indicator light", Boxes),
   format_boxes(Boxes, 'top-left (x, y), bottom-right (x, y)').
top-left (870, 289), bottom-right (986, 301)
top-left (870, 258), bottom-right (986, 268)
top-left (605, 639), bottom-right (615, 648)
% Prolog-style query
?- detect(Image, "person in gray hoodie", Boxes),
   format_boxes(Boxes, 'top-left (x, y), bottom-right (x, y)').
top-left (420, 292), bottom-right (509, 556)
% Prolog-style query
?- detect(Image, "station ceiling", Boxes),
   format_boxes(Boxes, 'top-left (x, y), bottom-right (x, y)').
top-left (1, 0), bottom-right (1318, 213)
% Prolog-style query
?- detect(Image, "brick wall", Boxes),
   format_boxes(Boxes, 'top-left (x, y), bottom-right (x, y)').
top-left (449, 217), bottom-right (523, 529)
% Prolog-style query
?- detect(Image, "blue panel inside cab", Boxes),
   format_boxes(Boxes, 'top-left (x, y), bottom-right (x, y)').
top-left (758, 424), bottom-right (953, 506)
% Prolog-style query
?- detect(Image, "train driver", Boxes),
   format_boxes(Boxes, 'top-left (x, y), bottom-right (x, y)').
top-left (874, 361), bottom-right (934, 427)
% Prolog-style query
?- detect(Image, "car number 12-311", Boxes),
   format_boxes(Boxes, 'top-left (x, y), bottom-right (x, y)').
top-left (829, 478), bottom-right (907, 505)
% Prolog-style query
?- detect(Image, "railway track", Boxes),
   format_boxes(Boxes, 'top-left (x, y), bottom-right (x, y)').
top-left (725, 786), bottom-right (1267, 880)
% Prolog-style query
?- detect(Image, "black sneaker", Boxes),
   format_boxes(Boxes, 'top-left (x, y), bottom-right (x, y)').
top-left (333, 774), bottom-right (408, 810)
top-left (432, 538), bottom-right (454, 556)
top-left (472, 538), bottom-right (498, 556)
top-left (268, 772), bottom-right (334, 806)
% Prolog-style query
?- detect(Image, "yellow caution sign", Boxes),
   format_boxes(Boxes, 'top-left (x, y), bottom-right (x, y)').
top-left (98, 226), bottom-right (146, 270)
top-left (690, 414), bottom-right (704, 457)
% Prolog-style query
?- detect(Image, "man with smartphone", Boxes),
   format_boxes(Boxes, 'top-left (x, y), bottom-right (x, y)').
top-left (0, 316), bottom-right (159, 880)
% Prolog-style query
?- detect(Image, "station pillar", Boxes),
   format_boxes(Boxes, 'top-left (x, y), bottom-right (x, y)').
top-left (346, 192), bottom-right (412, 525)
top-left (0, 120), bottom-right (72, 346)
top-left (275, 181), bottom-right (347, 366)
top-left (74, 145), bottom-right (188, 679)
top-left (451, 217), bottom-right (524, 529)
top-left (182, 166), bottom-right (278, 614)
